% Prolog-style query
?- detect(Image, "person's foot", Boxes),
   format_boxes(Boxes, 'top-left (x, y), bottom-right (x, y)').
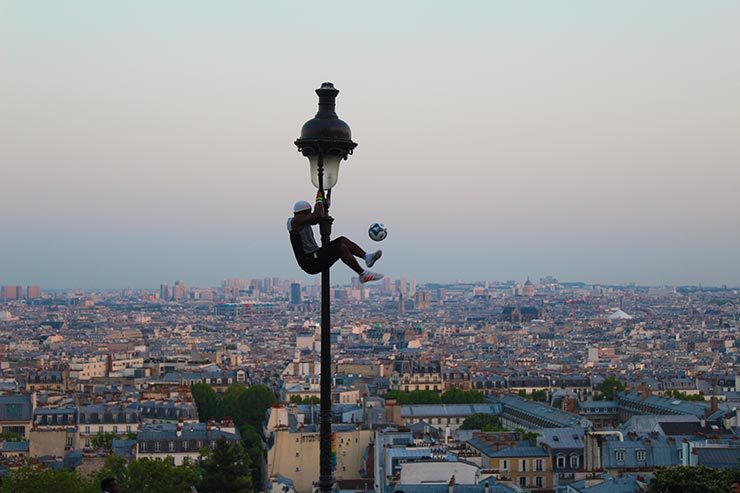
top-left (359, 271), bottom-right (384, 283)
top-left (365, 250), bottom-right (382, 268)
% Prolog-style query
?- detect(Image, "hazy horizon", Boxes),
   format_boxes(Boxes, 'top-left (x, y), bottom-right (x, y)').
top-left (2, 1), bottom-right (739, 289)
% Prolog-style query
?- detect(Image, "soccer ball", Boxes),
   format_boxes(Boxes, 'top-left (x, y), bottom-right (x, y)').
top-left (368, 223), bottom-right (387, 242)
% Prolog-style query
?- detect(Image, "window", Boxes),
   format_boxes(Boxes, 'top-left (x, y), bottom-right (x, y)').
top-left (113, 426), bottom-right (118, 433)
top-left (519, 477), bottom-right (526, 487)
top-left (535, 459), bottom-right (543, 471)
top-left (556, 455), bottom-right (565, 468)
top-left (66, 435), bottom-right (73, 447)
top-left (85, 426), bottom-right (90, 433)
top-left (140, 442), bottom-right (146, 452)
top-left (296, 452), bottom-right (300, 457)
top-left (636, 450), bottom-right (646, 461)
top-left (501, 459), bottom-right (509, 471)
top-left (536, 476), bottom-right (544, 488)
top-left (196, 441), bottom-right (202, 449)
top-left (678, 449), bottom-right (683, 460)
top-left (85, 438), bottom-right (91, 447)
top-left (616, 450), bottom-right (625, 462)
top-left (183, 441), bottom-right (188, 451)
top-left (520, 459), bottom-right (527, 472)
top-left (570, 455), bottom-right (579, 468)
top-left (99, 426), bottom-right (104, 433)
top-left (126, 426), bottom-right (131, 432)
top-left (169, 441), bottom-right (175, 452)
top-left (155, 441), bottom-right (161, 452)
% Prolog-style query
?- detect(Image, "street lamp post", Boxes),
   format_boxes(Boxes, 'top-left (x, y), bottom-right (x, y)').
top-left (295, 82), bottom-right (357, 493)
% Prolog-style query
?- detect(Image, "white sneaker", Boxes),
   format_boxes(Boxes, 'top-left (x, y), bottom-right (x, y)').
top-left (365, 250), bottom-right (382, 268)
top-left (359, 271), bottom-right (384, 283)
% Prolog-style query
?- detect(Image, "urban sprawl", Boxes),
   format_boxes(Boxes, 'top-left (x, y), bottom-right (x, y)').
top-left (0, 277), bottom-right (738, 492)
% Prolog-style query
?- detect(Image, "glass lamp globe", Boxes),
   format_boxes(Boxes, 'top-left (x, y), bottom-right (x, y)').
top-left (309, 153), bottom-right (342, 190)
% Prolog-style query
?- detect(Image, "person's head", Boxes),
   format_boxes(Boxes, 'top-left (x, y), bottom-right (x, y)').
top-left (731, 480), bottom-right (740, 493)
top-left (101, 477), bottom-right (118, 493)
top-left (293, 200), bottom-right (311, 216)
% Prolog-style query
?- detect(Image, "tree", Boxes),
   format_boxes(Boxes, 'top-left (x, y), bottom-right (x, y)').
top-left (289, 395), bottom-right (320, 405)
top-left (665, 390), bottom-right (705, 402)
top-left (0, 431), bottom-right (24, 442)
top-left (238, 384), bottom-right (276, 428)
top-left (191, 383), bottom-right (219, 422)
top-left (1, 466), bottom-right (97, 493)
top-left (530, 390), bottom-right (547, 402)
top-left (515, 428), bottom-right (539, 441)
top-left (98, 455), bottom-right (199, 493)
top-left (199, 438), bottom-right (253, 493)
top-left (647, 466), bottom-right (740, 493)
top-left (598, 377), bottom-right (625, 401)
top-left (384, 390), bottom-right (441, 404)
top-left (220, 384), bottom-right (249, 425)
top-left (460, 413), bottom-right (504, 431)
top-left (90, 432), bottom-right (118, 454)
top-left (441, 388), bottom-right (486, 404)
top-left (239, 424), bottom-right (264, 490)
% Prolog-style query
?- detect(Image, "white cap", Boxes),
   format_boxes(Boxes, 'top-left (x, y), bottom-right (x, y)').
top-left (293, 200), bottom-right (312, 213)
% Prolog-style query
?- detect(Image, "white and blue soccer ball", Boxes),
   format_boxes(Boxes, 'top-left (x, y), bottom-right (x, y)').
top-left (368, 222), bottom-right (387, 242)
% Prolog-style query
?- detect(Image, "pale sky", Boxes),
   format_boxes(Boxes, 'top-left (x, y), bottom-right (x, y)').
top-left (1, 1), bottom-right (739, 289)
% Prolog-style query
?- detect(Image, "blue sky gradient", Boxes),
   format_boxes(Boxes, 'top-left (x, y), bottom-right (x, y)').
top-left (1, 1), bottom-right (739, 288)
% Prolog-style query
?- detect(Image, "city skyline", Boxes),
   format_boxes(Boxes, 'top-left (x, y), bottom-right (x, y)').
top-left (2, 1), bottom-right (739, 288)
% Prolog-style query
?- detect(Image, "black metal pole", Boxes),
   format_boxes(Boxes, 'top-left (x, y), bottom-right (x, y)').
top-left (317, 151), bottom-right (334, 493)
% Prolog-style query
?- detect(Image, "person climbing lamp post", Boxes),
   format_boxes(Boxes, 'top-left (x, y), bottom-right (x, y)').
top-left (294, 82), bottom-right (357, 493)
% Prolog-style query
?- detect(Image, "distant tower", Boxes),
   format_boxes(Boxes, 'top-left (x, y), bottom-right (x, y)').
top-left (409, 278), bottom-right (417, 296)
top-left (383, 277), bottom-right (393, 293)
top-left (290, 282), bottom-right (302, 305)
top-left (160, 284), bottom-right (171, 301)
top-left (172, 280), bottom-right (188, 300)
top-left (398, 292), bottom-right (405, 316)
top-left (414, 291), bottom-right (430, 310)
top-left (26, 285), bottom-right (41, 299)
top-left (524, 278), bottom-right (535, 297)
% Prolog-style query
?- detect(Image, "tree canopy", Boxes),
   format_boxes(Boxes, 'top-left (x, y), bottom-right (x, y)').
top-left (98, 455), bottom-right (199, 493)
top-left (597, 377), bottom-right (625, 400)
top-left (460, 413), bottom-right (505, 431)
top-left (385, 389), bottom-right (486, 405)
top-left (199, 438), bottom-right (253, 493)
top-left (646, 466), bottom-right (740, 493)
top-left (0, 466), bottom-right (97, 493)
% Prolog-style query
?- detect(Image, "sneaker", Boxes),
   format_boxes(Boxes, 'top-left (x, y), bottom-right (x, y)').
top-left (359, 271), bottom-right (384, 283)
top-left (365, 250), bottom-right (382, 268)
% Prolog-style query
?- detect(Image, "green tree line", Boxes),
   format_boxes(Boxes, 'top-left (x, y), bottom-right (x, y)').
top-left (385, 388), bottom-right (486, 404)
top-left (0, 438), bottom-right (252, 493)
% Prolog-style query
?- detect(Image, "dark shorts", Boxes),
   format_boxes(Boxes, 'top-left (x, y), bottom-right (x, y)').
top-left (299, 238), bottom-right (342, 275)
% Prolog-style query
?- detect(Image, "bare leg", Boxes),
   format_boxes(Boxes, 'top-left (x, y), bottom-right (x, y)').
top-left (339, 241), bottom-right (364, 275)
top-left (338, 236), bottom-right (366, 259)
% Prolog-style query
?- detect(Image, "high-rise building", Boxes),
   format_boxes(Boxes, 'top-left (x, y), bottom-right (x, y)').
top-left (398, 292), bottom-right (405, 316)
top-left (26, 285), bottom-right (41, 299)
top-left (160, 284), bottom-right (171, 301)
top-left (409, 278), bottom-right (417, 296)
top-left (173, 280), bottom-right (188, 300)
top-left (398, 277), bottom-right (407, 297)
top-left (383, 277), bottom-right (393, 293)
top-left (290, 283), bottom-right (302, 305)
top-left (1, 286), bottom-right (23, 300)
